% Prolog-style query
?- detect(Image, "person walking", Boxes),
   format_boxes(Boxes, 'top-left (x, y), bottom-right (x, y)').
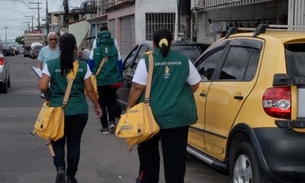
top-left (92, 26), bottom-right (123, 134)
top-left (37, 32), bottom-right (60, 99)
top-left (88, 25), bottom-right (123, 74)
top-left (37, 32), bottom-right (60, 70)
top-left (37, 33), bottom-right (102, 183)
top-left (126, 28), bottom-right (201, 183)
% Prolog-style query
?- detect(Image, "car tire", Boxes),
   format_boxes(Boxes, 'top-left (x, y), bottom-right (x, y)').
top-left (0, 80), bottom-right (8, 93)
top-left (229, 134), bottom-right (262, 183)
top-left (7, 77), bottom-right (10, 88)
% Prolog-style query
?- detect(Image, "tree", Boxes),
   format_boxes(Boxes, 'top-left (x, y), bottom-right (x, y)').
top-left (15, 36), bottom-right (24, 45)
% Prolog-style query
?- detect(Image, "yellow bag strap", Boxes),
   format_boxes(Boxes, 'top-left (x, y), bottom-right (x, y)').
top-left (63, 61), bottom-right (79, 107)
top-left (95, 57), bottom-right (107, 76)
top-left (144, 52), bottom-right (153, 103)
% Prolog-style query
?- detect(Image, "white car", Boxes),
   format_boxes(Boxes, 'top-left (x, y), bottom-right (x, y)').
top-left (0, 46), bottom-right (10, 93)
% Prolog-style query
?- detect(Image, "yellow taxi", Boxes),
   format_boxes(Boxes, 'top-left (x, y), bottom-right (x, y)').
top-left (188, 24), bottom-right (305, 183)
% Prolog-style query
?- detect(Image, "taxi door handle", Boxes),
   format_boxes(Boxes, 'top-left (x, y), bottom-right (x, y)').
top-left (234, 95), bottom-right (243, 100)
top-left (200, 92), bottom-right (207, 97)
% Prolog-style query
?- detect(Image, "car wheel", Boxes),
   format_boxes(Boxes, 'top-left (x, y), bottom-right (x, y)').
top-left (229, 134), bottom-right (262, 183)
top-left (7, 77), bottom-right (10, 88)
top-left (0, 80), bottom-right (8, 93)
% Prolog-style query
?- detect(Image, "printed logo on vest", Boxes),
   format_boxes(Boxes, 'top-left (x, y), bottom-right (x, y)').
top-left (164, 65), bottom-right (170, 79)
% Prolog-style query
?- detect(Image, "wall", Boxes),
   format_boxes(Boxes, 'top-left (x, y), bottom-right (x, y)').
top-left (135, 0), bottom-right (177, 43)
top-left (196, 1), bottom-right (288, 44)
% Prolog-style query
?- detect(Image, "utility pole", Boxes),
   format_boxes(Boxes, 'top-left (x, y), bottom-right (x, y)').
top-left (4, 27), bottom-right (8, 46)
top-left (63, 0), bottom-right (69, 32)
top-left (25, 15), bottom-right (34, 31)
top-left (29, 2), bottom-right (42, 31)
top-left (46, 0), bottom-right (49, 34)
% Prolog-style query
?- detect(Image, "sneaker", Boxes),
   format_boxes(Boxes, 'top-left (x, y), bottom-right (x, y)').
top-left (99, 128), bottom-right (109, 135)
top-left (40, 92), bottom-right (45, 99)
top-left (67, 176), bottom-right (78, 183)
top-left (109, 123), bottom-right (116, 133)
top-left (55, 167), bottom-right (66, 183)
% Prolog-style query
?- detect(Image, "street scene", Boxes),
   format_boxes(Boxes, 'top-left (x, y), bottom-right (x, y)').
top-left (1, 0), bottom-right (305, 183)
top-left (0, 55), bottom-right (229, 182)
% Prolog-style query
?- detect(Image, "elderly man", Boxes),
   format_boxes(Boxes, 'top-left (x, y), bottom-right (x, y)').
top-left (37, 32), bottom-right (60, 70)
top-left (37, 32), bottom-right (60, 99)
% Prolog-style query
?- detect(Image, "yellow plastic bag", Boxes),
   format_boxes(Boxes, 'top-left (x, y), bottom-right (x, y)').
top-left (32, 101), bottom-right (64, 142)
top-left (115, 102), bottom-right (160, 148)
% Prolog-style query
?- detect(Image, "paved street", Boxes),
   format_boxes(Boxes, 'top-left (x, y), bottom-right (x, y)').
top-left (0, 54), bottom-right (229, 183)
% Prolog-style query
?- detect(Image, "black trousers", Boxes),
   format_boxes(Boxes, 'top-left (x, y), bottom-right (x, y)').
top-left (137, 126), bottom-right (189, 183)
top-left (52, 114), bottom-right (88, 177)
top-left (98, 85), bottom-right (117, 128)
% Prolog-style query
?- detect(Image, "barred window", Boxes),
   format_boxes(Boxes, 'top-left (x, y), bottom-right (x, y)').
top-left (146, 13), bottom-right (176, 40)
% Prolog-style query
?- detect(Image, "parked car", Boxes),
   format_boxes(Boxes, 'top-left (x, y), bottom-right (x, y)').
top-left (29, 45), bottom-right (43, 59)
top-left (0, 46), bottom-right (10, 93)
top-left (116, 40), bottom-right (210, 111)
top-left (187, 24), bottom-right (305, 183)
top-left (2, 46), bottom-right (15, 56)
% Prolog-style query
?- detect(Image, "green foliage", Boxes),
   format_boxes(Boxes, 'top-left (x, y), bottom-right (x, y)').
top-left (15, 36), bottom-right (24, 44)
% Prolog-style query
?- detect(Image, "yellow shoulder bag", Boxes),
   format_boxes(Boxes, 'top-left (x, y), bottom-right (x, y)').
top-left (32, 61), bottom-right (79, 156)
top-left (86, 57), bottom-right (107, 98)
top-left (115, 51), bottom-right (160, 149)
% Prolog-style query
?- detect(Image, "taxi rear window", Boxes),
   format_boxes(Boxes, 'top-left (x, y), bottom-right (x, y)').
top-left (285, 43), bottom-right (305, 77)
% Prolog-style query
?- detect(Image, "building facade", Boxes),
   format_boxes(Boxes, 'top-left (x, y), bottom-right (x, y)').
top-left (47, 0), bottom-right (304, 58)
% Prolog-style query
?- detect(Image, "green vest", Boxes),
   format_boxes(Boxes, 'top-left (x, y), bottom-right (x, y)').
top-left (92, 30), bottom-right (122, 86)
top-left (142, 49), bottom-right (197, 129)
top-left (47, 58), bottom-right (89, 115)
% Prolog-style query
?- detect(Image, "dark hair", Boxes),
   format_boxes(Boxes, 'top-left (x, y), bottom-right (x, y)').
top-left (153, 28), bottom-right (173, 57)
top-left (59, 33), bottom-right (76, 75)
top-left (100, 25), bottom-right (108, 31)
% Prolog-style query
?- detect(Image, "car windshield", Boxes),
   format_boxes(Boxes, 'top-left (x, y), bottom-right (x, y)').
top-left (285, 43), bottom-right (305, 77)
top-left (35, 46), bottom-right (43, 50)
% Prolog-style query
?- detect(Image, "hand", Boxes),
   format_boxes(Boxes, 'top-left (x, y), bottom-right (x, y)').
top-left (94, 106), bottom-right (102, 118)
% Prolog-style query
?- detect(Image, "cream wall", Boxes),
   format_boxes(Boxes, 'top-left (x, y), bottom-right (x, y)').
top-left (134, 0), bottom-right (177, 44)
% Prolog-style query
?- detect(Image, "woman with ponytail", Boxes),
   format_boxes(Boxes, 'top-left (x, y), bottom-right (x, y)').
top-left (127, 28), bottom-right (201, 183)
top-left (37, 33), bottom-right (102, 183)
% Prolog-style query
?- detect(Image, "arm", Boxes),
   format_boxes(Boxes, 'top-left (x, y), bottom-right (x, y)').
top-left (84, 77), bottom-right (102, 118)
top-left (191, 83), bottom-right (200, 93)
top-left (187, 60), bottom-right (201, 93)
top-left (126, 82), bottom-right (146, 111)
top-left (37, 73), bottom-right (50, 91)
top-left (37, 61), bottom-right (43, 70)
top-left (37, 48), bottom-right (44, 70)
top-left (114, 39), bottom-right (122, 61)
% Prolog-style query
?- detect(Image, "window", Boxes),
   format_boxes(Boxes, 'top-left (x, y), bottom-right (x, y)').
top-left (196, 40), bottom-right (229, 81)
top-left (220, 47), bottom-right (260, 80)
top-left (146, 13), bottom-right (175, 40)
top-left (133, 45), bottom-right (150, 68)
top-left (285, 43), bottom-right (305, 77)
top-left (196, 48), bottom-right (225, 81)
top-left (171, 45), bottom-right (202, 63)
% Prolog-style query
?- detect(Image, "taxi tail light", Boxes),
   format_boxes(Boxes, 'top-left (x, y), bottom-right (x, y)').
top-left (0, 58), bottom-right (4, 65)
top-left (262, 87), bottom-right (291, 119)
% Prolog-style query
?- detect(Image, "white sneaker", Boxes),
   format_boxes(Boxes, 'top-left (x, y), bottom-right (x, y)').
top-left (40, 92), bottom-right (45, 99)
top-left (109, 123), bottom-right (116, 133)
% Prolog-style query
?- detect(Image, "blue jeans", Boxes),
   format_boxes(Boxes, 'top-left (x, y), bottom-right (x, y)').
top-left (51, 114), bottom-right (88, 176)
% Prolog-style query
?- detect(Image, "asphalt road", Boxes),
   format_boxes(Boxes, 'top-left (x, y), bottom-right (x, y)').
top-left (0, 54), bottom-right (230, 183)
